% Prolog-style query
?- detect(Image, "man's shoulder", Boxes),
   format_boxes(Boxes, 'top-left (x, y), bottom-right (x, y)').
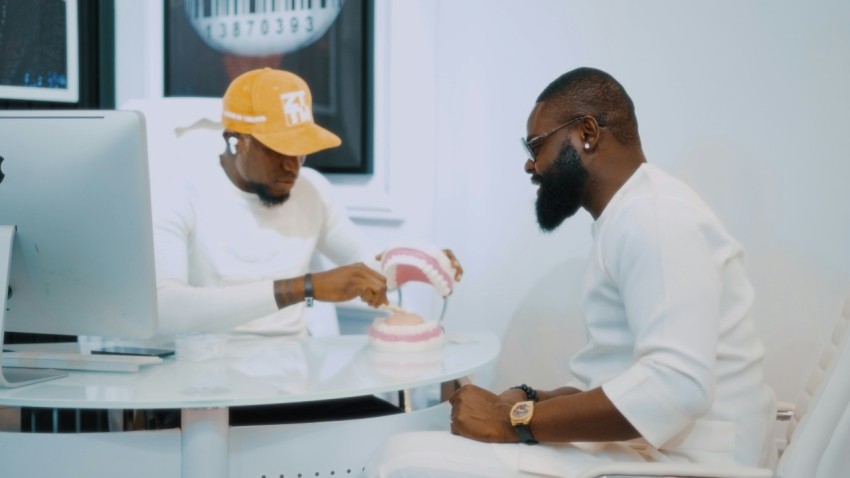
top-left (298, 167), bottom-right (329, 184)
top-left (295, 167), bottom-right (336, 197)
top-left (177, 156), bottom-right (227, 198)
top-left (617, 164), bottom-right (714, 217)
top-left (604, 165), bottom-right (734, 253)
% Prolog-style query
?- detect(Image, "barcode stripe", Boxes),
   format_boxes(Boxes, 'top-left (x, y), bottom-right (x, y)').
top-left (189, 0), bottom-right (330, 17)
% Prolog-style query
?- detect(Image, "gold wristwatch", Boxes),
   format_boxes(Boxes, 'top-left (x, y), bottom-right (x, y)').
top-left (509, 400), bottom-right (538, 444)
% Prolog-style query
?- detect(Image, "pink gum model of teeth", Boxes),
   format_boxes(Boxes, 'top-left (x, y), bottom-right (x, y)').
top-left (380, 247), bottom-right (454, 297)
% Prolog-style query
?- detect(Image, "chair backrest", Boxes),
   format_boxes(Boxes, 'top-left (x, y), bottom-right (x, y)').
top-left (119, 97), bottom-right (224, 185)
top-left (777, 292), bottom-right (850, 477)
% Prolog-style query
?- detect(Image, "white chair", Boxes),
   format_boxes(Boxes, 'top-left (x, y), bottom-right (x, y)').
top-left (574, 290), bottom-right (850, 478)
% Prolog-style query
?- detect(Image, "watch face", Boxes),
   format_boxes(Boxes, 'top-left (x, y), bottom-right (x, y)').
top-left (512, 402), bottom-right (532, 420)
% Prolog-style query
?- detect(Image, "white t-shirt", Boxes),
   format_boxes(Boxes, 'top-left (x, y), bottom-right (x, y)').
top-left (152, 157), bottom-right (373, 337)
top-left (569, 163), bottom-right (776, 465)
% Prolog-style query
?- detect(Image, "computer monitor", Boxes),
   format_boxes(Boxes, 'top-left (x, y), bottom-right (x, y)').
top-left (0, 110), bottom-right (159, 386)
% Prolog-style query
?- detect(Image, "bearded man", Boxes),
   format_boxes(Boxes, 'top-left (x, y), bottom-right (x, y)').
top-left (367, 67), bottom-right (777, 478)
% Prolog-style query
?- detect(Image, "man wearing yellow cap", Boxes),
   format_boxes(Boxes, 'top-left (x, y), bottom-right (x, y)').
top-left (153, 68), bottom-right (461, 338)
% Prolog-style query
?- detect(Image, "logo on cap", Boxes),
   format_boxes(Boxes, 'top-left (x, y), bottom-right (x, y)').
top-left (280, 90), bottom-right (313, 127)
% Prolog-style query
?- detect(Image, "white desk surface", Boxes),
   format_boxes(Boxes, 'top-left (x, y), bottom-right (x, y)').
top-left (0, 332), bottom-right (500, 410)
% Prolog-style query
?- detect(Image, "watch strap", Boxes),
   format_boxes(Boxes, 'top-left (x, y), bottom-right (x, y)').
top-left (304, 273), bottom-right (315, 308)
top-left (513, 424), bottom-right (538, 444)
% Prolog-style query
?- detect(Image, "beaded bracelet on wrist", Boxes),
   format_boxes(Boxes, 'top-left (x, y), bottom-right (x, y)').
top-left (510, 383), bottom-right (539, 402)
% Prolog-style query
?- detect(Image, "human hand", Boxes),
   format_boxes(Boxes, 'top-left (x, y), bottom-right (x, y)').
top-left (311, 263), bottom-right (389, 308)
top-left (449, 384), bottom-right (516, 443)
top-left (442, 249), bottom-right (463, 282)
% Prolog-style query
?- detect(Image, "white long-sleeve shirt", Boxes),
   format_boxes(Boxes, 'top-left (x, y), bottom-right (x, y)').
top-left (152, 158), bottom-right (373, 337)
top-left (572, 163), bottom-right (776, 464)
top-left (505, 164), bottom-right (776, 477)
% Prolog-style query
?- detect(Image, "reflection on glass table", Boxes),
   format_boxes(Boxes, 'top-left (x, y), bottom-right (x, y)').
top-left (0, 332), bottom-right (500, 478)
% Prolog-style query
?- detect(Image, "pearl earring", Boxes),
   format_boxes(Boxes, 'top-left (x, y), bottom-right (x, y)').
top-left (584, 142), bottom-right (591, 151)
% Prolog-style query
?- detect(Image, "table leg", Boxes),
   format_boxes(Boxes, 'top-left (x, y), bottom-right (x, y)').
top-left (182, 407), bottom-right (229, 478)
top-left (440, 376), bottom-right (471, 401)
top-left (401, 389), bottom-right (413, 412)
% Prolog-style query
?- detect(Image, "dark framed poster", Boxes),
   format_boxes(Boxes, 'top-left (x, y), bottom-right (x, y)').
top-left (165, 0), bottom-right (373, 173)
top-left (0, 0), bottom-right (80, 103)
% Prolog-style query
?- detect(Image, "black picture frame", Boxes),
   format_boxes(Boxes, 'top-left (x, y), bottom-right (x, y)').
top-left (0, 0), bottom-right (80, 104)
top-left (164, 0), bottom-right (373, 174)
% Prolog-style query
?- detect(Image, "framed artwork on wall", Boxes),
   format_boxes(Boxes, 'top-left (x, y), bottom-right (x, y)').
top-left (164, 0), bottom-right (373, 174)
top-left (0, 0), bottom-right (80, 103)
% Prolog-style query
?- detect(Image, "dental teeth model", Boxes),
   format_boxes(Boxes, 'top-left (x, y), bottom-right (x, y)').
top-left (368, 309), bottom-right (445, 352)
top-left (380, 246), bottom-right (455, 298)
top-left (367, 246), bottom-right (456, 352)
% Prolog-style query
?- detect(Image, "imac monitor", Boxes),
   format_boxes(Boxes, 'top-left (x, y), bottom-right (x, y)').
top-left (0, 111), bottom-right (159, 386)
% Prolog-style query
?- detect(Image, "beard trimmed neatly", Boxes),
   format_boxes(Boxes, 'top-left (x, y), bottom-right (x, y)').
top-left (535, 142), bottom-right (588, 232)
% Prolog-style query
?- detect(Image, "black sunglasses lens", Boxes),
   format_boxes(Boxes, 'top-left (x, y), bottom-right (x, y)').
top-left (521, 138), bottom-right (535, 160)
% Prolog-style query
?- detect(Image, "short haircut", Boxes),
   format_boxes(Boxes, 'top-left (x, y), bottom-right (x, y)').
top-left (537, 67), bottom-right (640, 147)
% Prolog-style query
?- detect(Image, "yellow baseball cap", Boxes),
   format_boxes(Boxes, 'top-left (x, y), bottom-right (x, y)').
top-left (221, 68), bottom-right (341, 156)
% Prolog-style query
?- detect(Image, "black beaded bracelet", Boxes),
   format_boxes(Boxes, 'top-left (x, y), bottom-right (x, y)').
top-left (510, 384), bottom-right (539, 402)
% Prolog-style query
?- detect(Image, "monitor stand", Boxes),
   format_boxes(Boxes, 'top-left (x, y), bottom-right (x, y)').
top-left (0, 225), bottom-right (67, 388)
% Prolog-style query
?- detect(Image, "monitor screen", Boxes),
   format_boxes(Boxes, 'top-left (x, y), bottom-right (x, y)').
top-left (0, 111), bottom-right (158, 340)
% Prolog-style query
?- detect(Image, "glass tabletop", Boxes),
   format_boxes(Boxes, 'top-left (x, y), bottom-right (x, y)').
top-left (0, 332), bottom-right (500, 409)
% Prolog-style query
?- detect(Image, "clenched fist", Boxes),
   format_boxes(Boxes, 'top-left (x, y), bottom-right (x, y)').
top-left (449, 384), bottom-right (517, 443)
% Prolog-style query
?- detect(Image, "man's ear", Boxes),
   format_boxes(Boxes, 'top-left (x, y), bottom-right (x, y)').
top-left (580, 117), bottom-right (602, 152)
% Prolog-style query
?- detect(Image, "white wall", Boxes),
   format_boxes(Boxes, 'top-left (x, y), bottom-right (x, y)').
top-left (115, 0), bottom-right (850, 402)
top-left (427, 0), bottom-right (850, 400)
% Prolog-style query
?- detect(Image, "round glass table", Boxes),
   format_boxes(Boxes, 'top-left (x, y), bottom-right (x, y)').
top-left (0, 332), bottom-right (500, 478)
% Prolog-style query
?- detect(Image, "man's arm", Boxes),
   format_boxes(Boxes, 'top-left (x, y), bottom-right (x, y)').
top-left (499, 385), bottom-right (583, 405)
top-left (157, 279), bottom-right (282, 335)
top-left (158, 262), bottom-right (390, 336)
top-left (273, 263), bottom-right (390, 309)
top-left (451, 384), bottom-right (639, 443)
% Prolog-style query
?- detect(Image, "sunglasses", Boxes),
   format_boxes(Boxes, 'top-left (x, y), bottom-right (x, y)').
top-left (520, 116), bottom-right (584, 163)
top-left (521, 116), bottom-right (606, 163)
